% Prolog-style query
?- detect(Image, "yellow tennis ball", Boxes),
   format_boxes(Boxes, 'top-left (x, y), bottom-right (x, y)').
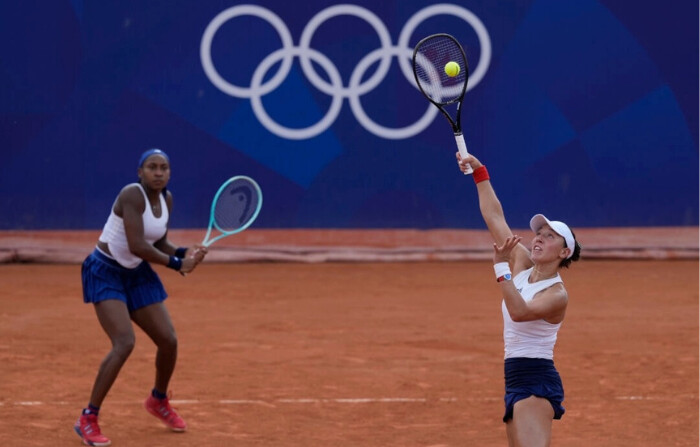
top-left (444, 61), bottom-right (460, 77)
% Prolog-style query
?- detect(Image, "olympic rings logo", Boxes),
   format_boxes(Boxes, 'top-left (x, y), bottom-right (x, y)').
top-left (201, 4), bottom-right (492, 140)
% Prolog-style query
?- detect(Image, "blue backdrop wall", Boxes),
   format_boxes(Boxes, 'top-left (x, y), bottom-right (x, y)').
top-left (1, 0), bottom-right (697, 230)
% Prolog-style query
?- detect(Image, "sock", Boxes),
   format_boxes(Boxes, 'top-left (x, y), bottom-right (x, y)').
top-left (83, 403), bottom-right (100, 416)
top-left (151, 388), bottom-right (167, 400)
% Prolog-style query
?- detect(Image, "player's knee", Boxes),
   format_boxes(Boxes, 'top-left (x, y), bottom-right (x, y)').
top-left (157, 331), bottom-right (178, 352)
top-left (112, 334), bottom-right (136, 359)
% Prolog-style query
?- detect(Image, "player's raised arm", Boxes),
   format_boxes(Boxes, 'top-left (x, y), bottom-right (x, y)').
top-left (456, 152), bottom-right (531, 273)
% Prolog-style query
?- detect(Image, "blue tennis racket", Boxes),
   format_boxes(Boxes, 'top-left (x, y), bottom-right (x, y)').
top-left (201, 175), bottom-right (263, 247)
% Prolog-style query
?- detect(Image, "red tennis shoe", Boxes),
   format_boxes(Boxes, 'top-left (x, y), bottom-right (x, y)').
top-left (144, 394), bottom-right (187, 432)
top-left (74, 412), bottom-right (111, 446)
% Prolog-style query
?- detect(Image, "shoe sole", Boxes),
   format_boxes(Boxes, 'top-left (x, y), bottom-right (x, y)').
top-left (145, 406), bottom-right (187, 432)
top-left (73, 424), bottom-right (112, 446)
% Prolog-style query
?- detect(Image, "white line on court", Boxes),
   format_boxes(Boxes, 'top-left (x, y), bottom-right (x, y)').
top-left (614, 395), bottom-right (697, 401)
top-left (3, 397), bottom-right (463, 407)
top-left (3, 395), bottom-right (695, 407)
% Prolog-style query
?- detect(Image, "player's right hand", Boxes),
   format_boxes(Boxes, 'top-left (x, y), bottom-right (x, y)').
top-left (455, 152), bottom-right (483, 173)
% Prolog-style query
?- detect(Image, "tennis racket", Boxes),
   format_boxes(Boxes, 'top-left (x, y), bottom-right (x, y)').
top-left (181, 176), bottom-right (262, 275)
top-left (412, 33), bottom-right (473, 174)
top-left (201, 175), bottom-right (263, 247)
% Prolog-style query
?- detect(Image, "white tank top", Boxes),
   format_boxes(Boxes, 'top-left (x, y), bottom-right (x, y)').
top-left (98, 183), bottom-right (169, 268)
top-left (502, 267), bottom-right (563, 360)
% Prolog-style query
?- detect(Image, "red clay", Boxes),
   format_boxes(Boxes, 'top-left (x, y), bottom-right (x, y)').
top-left (0, 260), bottom-right (698, 446)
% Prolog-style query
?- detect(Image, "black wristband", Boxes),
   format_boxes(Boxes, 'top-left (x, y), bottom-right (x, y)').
top-left (174, 247), bottom-right (187, 258)
top-left (167, 256), bottom-right (182, 271)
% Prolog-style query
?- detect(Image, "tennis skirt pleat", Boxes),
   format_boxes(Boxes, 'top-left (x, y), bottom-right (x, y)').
top-left (82, 248), bottom-right (167, 312)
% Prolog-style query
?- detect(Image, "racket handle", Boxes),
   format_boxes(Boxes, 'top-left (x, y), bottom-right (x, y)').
top-left (455, 133), bottom-right (473, 175)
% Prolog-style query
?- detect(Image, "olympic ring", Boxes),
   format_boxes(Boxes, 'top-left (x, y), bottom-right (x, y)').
top-left (349, 47), bottom-right (439, 140)
top-left (201, 3), bottom-right (492, 140)
top-left (298, 4), bottom-right (394, 97)
top-left (251, 47), bottom-right (344, 140)
top-left (201, 5), bottom-right (294, 98)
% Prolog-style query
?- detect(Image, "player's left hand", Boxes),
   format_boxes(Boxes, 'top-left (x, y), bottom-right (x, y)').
top-left (188, 244), bottom-right (208, 263)
top-left (493, 235), bottom-right (522, 264)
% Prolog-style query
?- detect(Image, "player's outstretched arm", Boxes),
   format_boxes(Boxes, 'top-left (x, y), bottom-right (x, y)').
top-left (456, 152), bottom-right (531, 272)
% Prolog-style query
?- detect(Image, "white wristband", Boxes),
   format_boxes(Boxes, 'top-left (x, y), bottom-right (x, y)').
top-left (493, 262), bottom-right (511, 279)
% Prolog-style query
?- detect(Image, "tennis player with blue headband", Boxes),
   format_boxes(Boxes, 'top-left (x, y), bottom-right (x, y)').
top-left (138, 147), bottom-right (168, 168)
top-left (74, 148), bottom-right (208, 446)
top-left (456, 151), bottom-right (581, 447)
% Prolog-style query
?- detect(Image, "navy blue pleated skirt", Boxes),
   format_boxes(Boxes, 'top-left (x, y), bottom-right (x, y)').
top-left (503, 357), bottom-right (565, 422)
top-left (81, 248), bottom-right (167, 312)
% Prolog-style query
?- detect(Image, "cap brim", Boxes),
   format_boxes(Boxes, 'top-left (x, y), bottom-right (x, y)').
top-left (530, 214), bottom-right (550, 233)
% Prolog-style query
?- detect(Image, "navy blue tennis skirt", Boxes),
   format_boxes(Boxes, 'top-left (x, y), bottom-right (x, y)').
top-left (503, 357), bottom-right (565, 422)
top-left (81, 248), bottom-right (167, 312)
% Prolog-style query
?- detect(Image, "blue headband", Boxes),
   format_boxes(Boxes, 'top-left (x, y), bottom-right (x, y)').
top-left (138, 148), bottom-right (169, 168)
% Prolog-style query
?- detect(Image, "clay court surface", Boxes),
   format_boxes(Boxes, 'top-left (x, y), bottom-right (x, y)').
top-left (0, 255), bottom-right (698, 446)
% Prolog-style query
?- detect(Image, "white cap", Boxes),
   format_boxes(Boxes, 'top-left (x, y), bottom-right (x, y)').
top-left (529, 214), bottom-right (575, 259)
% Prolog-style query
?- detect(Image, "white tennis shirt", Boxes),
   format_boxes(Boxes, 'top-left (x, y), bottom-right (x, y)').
top-left (98, 183), bottom-right (169, 268)
top-left (502, 267), bottom-right (563, 360)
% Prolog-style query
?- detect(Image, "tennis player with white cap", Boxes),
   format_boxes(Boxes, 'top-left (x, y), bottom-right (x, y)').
top-left (456, 151), bottom-right (581, 447)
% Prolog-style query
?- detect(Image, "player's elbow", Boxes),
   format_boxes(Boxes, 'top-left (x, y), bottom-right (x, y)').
top-left (509, 311), bottom-right (538, 322)
top-left (128, 243), bottom-right (150, 259)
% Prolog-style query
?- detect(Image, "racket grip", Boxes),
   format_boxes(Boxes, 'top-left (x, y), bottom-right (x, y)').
top-left (455, 133), bottom-right (473, 175)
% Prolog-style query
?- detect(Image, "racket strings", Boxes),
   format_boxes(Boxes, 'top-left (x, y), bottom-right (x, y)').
top-left (213, 178), bottom-right (261, 232)
top-left (413, 36), bottom-right (467, 104)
